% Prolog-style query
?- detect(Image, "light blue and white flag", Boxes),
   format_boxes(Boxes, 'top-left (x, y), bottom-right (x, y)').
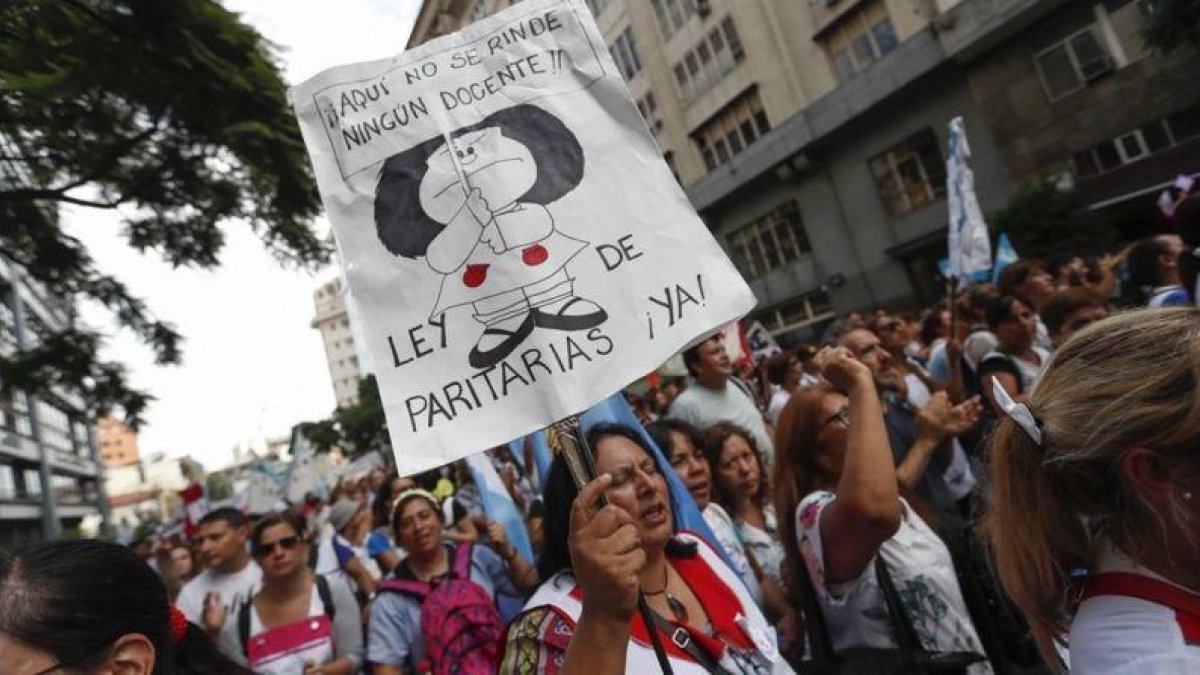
top-left (991, 232), bottom-right (1019, 283)
top-left (947, 117), bottom-right (992, 284)
top-left (465, 451), bottom-right (535, 566)
top-left (466, 451), bottom-right (535, 621)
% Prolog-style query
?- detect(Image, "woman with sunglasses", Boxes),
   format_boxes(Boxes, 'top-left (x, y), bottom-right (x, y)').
top-left (220, 512), bottom-right (363, 675)
top-left (774, 347), bottom-right (992, 672)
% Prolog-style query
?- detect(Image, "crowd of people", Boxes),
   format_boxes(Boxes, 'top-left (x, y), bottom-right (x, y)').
top-left (4, 198), bottom-right (1200, 673)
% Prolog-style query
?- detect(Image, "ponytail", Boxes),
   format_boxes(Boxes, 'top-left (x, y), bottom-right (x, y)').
top-left (981, 421), bottom-right (1087, 670)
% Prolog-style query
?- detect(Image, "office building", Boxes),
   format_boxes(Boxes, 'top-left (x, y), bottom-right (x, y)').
top-left (408, 0), bottom-right (1200, 344)
top-left (0, 255), bottom-right (107, 545)
top-left (312, 276), bottom-right (365, 408)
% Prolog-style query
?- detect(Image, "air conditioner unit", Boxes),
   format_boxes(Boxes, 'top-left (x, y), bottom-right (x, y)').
top-left (697, 0), bottom-right (711, 17)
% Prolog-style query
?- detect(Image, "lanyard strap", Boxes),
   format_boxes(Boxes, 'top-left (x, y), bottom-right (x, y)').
top-left (1084, 572), bottom-right (1200, 644)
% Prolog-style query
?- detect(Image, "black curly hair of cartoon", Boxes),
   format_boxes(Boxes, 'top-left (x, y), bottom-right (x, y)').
top-left (374, 104), bottom-right (585, 259)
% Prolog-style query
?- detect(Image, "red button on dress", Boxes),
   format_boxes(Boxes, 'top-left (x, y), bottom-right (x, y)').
top-left (522, 244), bottom-right (548, 266)
top-left (463, 263), bottom-right (488, 288)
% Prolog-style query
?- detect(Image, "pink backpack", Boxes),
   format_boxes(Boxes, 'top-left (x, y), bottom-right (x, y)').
top-left (378, 543), bottom-right (504, 675)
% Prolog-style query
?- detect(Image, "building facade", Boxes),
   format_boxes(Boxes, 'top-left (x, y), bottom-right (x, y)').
top-left (96, 413), bottom-right (139, 469)
top-left (408, 0), bottom-right (1199, 344)
top-left (0, 256), bottom-right (107, 546)
top-left (311, 277), bottom-right (365, 408)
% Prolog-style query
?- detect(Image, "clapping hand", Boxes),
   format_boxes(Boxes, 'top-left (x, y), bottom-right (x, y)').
top-left (944, 396), bottom-right (982, 437)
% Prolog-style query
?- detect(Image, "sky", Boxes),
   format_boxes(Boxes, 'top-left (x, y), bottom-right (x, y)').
top-left (66, 0), bottom-right (423, 470)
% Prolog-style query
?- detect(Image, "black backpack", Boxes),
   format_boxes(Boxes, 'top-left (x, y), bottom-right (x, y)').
top-left (237, 574), bottom-right (335, 656)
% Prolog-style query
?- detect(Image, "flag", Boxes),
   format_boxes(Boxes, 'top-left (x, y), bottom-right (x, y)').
top-left (285, 425), bottom-right (334, 504)
top-left (466, 453), bottom-right (535, 565)
top-left (578, 394), bottom-right (735, 575)
top-left (466, 451), bottom-right (535, 621)
top-left (178, 482), bottom-right (209, 539)
top-left (510, 431), bottom-right (554, 493)
top-left (946, 117), bottom-right (992, 284)
top-left (991, 232), bottom-right (1020, 283)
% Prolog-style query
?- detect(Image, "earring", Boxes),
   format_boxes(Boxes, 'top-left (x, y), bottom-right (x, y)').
top-left (1185, 491), bottom-right (1194, 501)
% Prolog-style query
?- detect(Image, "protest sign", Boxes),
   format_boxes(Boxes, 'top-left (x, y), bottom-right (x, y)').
top-left (291, 0), bottom-right (756, 474)
top-left (745, 320), bottom-right (781, 361)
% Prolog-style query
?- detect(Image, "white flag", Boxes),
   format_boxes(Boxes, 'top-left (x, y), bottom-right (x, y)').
top-left (946, 117), bottom-right (992, 281)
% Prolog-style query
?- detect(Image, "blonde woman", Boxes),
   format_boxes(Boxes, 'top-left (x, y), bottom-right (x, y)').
top-left (983, 307), bottom-right (1200, 673)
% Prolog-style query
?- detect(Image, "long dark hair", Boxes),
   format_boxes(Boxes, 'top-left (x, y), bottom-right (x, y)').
top-left (537, 422), bottom-right (683, 582)
top-left (0, 539), bottom-right (248, 675)
top-left (702, 421), bottom-right (768, 513)
top-left (375, 104), bottom-right (585, 259)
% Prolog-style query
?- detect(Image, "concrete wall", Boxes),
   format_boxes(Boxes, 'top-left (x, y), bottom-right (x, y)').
top-left (702, 67), bottom-right (1010, 313)
top-left (962, 3), bottom-right (1200, 185)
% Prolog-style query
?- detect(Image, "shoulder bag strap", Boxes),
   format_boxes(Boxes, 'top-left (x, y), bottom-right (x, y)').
top-left (237, 598), bottom-right (252, 657)
top-left (793, 551), bottom-right (838, 664)
top-left (315, 574), bottom-right (336, 620)
top-left (874, 555), bottom-right (924, 651)
top-left (644, 606), bottom-right (734, 675)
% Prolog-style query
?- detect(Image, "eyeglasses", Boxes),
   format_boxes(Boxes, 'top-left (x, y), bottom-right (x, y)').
top-left (821, 408), bottom-right (851, 428)
top-left (253, 535), bottom-right (302, 557)
top-left (875, 320), bottom-right (903, 333)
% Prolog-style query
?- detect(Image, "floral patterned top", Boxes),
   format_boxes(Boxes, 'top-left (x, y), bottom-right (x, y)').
top-left (735, 504), bottom-right (786, 594)
top-left (794, 491), bottom-right (992, 674)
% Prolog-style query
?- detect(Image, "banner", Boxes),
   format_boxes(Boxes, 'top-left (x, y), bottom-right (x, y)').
top-left (946, 117), bottom-right (992, 284)
top-left (292, 0), bottom-right (755, 474)
top-left (744, 320), bottom-right (781, 361)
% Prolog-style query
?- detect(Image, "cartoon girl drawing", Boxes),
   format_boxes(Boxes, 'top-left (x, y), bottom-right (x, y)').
top-left (374, 104), bottom-right (607, 369)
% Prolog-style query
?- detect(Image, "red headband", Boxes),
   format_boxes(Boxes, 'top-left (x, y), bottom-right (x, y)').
top-left (168, 605), bottom-right (188, 645)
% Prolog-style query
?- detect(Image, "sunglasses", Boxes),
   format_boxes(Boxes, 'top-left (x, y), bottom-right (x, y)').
top-left (253, 535), bottom-right (302, 557)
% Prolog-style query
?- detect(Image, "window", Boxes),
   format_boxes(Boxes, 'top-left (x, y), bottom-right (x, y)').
top-left (585, 0), bottom-right (612, 15)
top-left (869, 129), bottom-right (947, 216)
top-left (469, 0), bottom-right (489, 23)
top-left (651, 0), bottom-right (697, 39)
top-left (754, 290), bottom-right (833, 333)
top-left (721, 17), bottom-right (744, 60)
top-left (609, 28), bottom-right (643, 80)
top-left (0, 464), bottom-right (14, 500)
top-left (636, 93), bottom-right (663, 135)
top-left (726, 200), bottom-right (811, 280)
top-left (1034, 26), bottom-right (1113, 100)
top-left (818, 1), bottom-right (898, 82)
top-left (691, 90), bottom-right (770, 172)
top-left (1072, 110), bottom-right (1200, 178)
top-left (23, 469), bottom-right (41, 498)
top-left (672, 16), bottom-right (746, 101)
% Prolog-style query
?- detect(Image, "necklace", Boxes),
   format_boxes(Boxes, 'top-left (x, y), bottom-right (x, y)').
top-left (643, 565), bottom-right (689, 623)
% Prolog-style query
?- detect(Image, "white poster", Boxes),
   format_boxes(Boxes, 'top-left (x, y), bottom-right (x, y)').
top-left (291, 0), bottom-right (756, 475)
top-left (745, 321), bottom-right (781, 361)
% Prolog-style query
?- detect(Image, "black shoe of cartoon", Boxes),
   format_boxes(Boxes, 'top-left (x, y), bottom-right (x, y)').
top-left (531, 296), bottom-right (607, 331)
top-left (469, 312), bottom-right (536, 369)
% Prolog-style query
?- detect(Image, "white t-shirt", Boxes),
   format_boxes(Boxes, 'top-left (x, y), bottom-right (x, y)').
top-left (702, 502), bottom-right (763, 606)
top-left (767, 386), bottom-right (791, 427)
top-left (794, 491), bottom-right (991, 674)
top-left (1069, 543), bottom-right (1200, 674)
top-left (668, 378), bottom-right (774, 467)
top-left (176, 561), bottom-right (263, 626)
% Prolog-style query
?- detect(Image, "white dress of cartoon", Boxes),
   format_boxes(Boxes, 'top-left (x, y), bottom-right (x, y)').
top-left (418, 126), bottom-right (604, 369)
